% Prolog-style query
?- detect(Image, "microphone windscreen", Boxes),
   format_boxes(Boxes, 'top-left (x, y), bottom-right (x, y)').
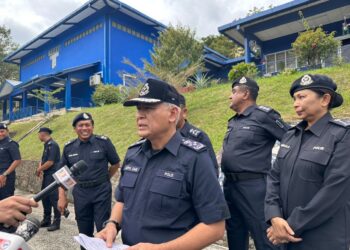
top-left (70, 160), bottom-right (88, 177)
top-left (15, 217), bottom-right (40, 242)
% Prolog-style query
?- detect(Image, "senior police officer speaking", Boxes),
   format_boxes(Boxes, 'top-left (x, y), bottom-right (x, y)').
top-left (57, 113), bottom-right (120, 249)
top-left (221, 76), bottom-right (289, 250)
top-left (265, 74), bottom-right (350, 250)
top-left (0, 123), bottom-right (21, 201)
top-left (37, 127), bottom-right (61, 231)
top-left (96, 78), bottom-right (229, 249)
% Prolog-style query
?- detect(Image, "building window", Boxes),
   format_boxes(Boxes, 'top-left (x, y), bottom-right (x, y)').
top-left (64, 23), bottom-right (103, 47)
top-left (111, 21), bottom-right (156, 45)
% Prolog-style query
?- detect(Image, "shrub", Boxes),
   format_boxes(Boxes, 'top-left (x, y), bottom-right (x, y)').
top-left (281, 68), bottom-right (298, 76)
top-left (228, 62), bottom-right (258, 81)
top-left (92, 84), bottom-right (120, 106)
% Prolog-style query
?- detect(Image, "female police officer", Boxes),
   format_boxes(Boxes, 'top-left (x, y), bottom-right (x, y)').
top-left (265, 74), bottom-right (350, 250)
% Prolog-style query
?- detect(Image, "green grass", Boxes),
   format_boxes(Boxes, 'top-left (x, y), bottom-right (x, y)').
top-left (9, 64), bottom-right (350, 161)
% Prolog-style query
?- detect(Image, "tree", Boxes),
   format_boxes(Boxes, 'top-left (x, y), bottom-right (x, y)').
top-left (32, 88), bottom-right (64, 113)
top-left (0, 25), bottom-right (19, 84)
top-left (246, 5), bottom-right (273, 17)
top-left (201, 35), bottom-right (244, 58)
top-left (144, 24), bottom-right (203, 87)
top-left (292, 11), bottom-right (340, 67)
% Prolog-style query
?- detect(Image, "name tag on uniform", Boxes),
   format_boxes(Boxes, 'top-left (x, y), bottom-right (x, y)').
top-left (92, 150), bottom-right (100, 153)
top-left (68, 153), bottom-right (79, 157)
top-left (124, 165), bottom-right (140, 173)
top-left (312, 146), bottom-right (325, 151)
top-left (157, 170), bottom-right (184, 181)
top-left (242, 126), bottom-right (250, 130)
top-left (280, 144), bottom-right (290, 149)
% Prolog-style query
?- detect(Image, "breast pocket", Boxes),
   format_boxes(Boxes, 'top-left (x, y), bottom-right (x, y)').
top-left (298, 150), bottom-right (331, 183)
top-left (120, 166), bottom-right (140, 208)
top-left (147, 169), bottom-right (184, 217)
top-left (67, 154), bottom-right (79, 166)
top-left (90, 151), bottom-right (105, 162)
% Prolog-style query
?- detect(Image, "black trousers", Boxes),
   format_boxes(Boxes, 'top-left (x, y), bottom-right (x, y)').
top-left (224, 177), bottom-right (279, 250)
top-left (41, 174), bottom-right (60, 219)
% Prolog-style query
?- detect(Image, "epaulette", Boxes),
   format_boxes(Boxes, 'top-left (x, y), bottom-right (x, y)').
top-left (181, 138), bottom-right (206, 152)
top-left (47, 141), bottom-right (52, 145)
top-left (96, 135), bottom-right (109, 140)
top-left (128, 139), bottom-right (146, 149)
top-left (330, 119), bottom-right (350, 128)
top-left (189, 128), bottom-right (202, 138)
top-left (65, 138), bottom-right (77, 146)
top-left (257, 105), bottom-right (272, 113)
top-left (8, 139), bottom-right (19, 146)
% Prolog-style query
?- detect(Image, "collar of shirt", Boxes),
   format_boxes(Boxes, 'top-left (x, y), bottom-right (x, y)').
top-left (180, 120), bottom-right (191, 135)
top-left (235, 104), bottom-right (257, 118)
top-left (294, 112), bottom-right (333, 137)
top-left (44, 138), bottom-right (52, 146)
top-left (77, 135), bottom-right (95, 145)
top-left (0, 137), bottom-right (9, 144)
top-left (142, 131), bottom-right (182, 158)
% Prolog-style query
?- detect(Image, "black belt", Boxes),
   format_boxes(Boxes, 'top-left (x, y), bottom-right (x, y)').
top-left (224, 172), bottom-right (265, 182)
top-left (78, 175), bottom-right (109, 188)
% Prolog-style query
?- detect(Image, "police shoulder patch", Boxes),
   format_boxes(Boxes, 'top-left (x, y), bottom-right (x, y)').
top-left (257, 105), bottom-right (272, 113)
top-left (330, 119), bottom-right (350, 128)
top-left (128, 139), bottom-right (146, 149)
top-left (181, 138), bottom-right (206, 152)
top-left (64, 139), bottom-right (77, 146)
top-left (96, 135), bottom-right (109, 141)
top-left (189, 128), bottom-right (202, 138)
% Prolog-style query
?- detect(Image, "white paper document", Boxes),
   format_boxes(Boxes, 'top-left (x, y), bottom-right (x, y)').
top-left (74, 233), bottom-right (129, 250)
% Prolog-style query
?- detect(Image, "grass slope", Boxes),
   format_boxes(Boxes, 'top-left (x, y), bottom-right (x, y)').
top-left (9, 64), bottom-right (350, 161)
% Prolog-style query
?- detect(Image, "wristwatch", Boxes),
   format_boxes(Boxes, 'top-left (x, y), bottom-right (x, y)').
top-left (102, 219), bottom-right (121, 232)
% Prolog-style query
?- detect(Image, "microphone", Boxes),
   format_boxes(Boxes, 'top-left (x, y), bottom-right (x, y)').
top-left (33, 160), bottom-right (88, 202)
top-left (14, 217), bottom-right (40, 242)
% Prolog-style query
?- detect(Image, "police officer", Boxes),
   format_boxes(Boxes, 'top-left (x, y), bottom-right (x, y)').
top-left (37, 127), bottom-right (61, 231)
top-left (57, 113), bottom-right (120, 247)
top-left (96, 78), bottom-right (229, 249)
top-left (177, 94), bottom-right (219, 176)
top-left (221, 76), bottom-right (289, 250)
top-left (0, 123), bottom-right (21, 200)
top-left (265, 74), bottom-right (350, 250)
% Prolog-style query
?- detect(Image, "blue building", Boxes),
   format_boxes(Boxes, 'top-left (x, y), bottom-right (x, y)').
top-left (1, 0), bottom-right (165, 121)
top-left (218, 0), bottom-right (350, 76)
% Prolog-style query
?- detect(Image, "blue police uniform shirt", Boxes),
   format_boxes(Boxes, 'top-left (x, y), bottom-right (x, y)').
top-left (221, 104), bottom-right (289, 174)
top-left (179, 121), bottom-right (219, 173)
top-left (60, 135), bottom-right (120, 181)
top-left (265, 112), bottom-right (350, 249)
top-left (115, 131), bottom-right (230, 246)
top-left (41, 138), bottom-right (60, 175)
top-left (0, 136), bottom-right (21, 173)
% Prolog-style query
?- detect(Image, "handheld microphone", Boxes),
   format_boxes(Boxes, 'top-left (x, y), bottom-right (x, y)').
top-left (33, 160), bottom-right (88, 202)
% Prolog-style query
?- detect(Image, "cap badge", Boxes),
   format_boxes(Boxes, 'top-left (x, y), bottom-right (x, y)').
top-left (239, 77), bottom-right (247, 84)
top-left (300, 75), bottom-right (313, 86)
top-left (139, 83), bottom-right (150, 96)
top-left (83, 113), bottom-right (89, 119)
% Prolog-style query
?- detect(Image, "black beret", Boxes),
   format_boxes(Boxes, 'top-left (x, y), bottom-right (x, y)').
top-left (72, 112), bottom-right (94, 127)
top-left (38, 127), bottom-right (52, 134)
top-left (232, 76), bottom-right (259, 92)
top-left (0, 123), bottom-right (8, 130)
top-left (123, 78), bottom-right (180, 107)
top-left (290, 74), bottom-right (343, 108)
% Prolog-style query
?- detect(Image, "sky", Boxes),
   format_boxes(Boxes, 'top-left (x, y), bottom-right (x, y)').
top-left (0, 0), bottom-right (291, 45)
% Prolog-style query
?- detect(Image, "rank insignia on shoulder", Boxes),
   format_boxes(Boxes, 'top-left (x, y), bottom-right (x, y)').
top-left (96, 135), bottom-right (108, 140)
top-left (257, 105), bottom-right (272, 112)
top-left (65, 139), bottom-right (76, 146)
top-left (189, 128), bottom-right (201, 137)
top-left (129, 139), bottom-right (146, 148)
top-left (181, 138), bottom-right (206, 151)
top-left (331, 119), bottom-right (350, 127)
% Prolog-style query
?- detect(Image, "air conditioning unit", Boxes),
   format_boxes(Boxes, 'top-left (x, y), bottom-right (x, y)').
top-left (89, 74), bottom-right (101, 86)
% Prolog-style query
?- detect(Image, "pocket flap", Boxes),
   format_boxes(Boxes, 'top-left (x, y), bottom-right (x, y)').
top-left (299, 150), bottom-right (331, 166)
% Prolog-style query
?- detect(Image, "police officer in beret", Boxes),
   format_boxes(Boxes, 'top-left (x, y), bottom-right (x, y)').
top-left (96, 78), bottom-right (229, 249)
top-left (265, 74), bottom-right (350, 250)
top-left (0, 123), bottom-right (21, 200)
top-left (177, 94), bottom-right (219, 176)
top-left (222, 76), bottom-right (289, 250)
top-left (57, 113), bottom-right (120, 248)
top-left (37, 127), bottom-right (61, 231)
